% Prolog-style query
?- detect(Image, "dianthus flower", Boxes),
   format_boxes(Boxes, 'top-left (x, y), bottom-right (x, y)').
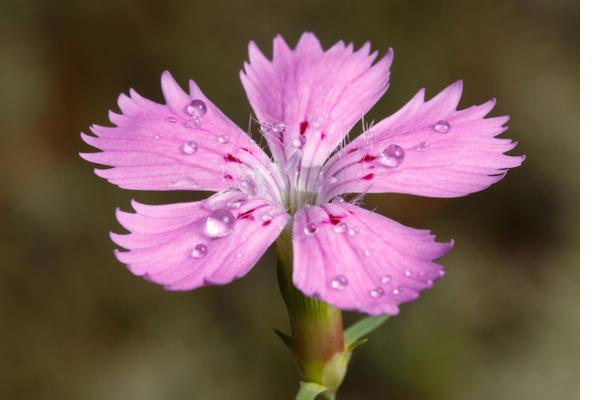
top-left (81, 33), bottom-right (523, 397)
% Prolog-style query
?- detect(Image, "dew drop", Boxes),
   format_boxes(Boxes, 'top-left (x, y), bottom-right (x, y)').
top-left (186, 99), bottom-right (207, 118)
top-left (392, 287), bottom-right (402, 296)
top-left (204, 208), bottom-right (236, 238)
top-left (333, 222), bottom-right (348, 234)
top-left (312, 114), bottom-right (326, 129)
top-left (304, 222), bottom-right (318, 236)
top-left (165, 116), bottom-right (178, 123)
top-left (191, 243), bottom-right (208, 258)
top-left (181, 140), bottom-right (199, 155)
top-left (328, 176), bottom-right (338, 184)
top-left (154, 134), bottom-right (162, 140)
top-left (404, 269), bottom-right (412, 277)
top-left (363, 248), bottom-right (373, 257)
top-left (226, 199), bottom-right (244, 209)
top-left (417, 141), bottom-right (430, 152)
top-left (369, 287), bottom-right (385, 298)
top-left (330, 275), bottom-right (348, 291)
top-left (217, 135), bottom-right (229, 144)
top-left (272, 122), bottom-right (287, 134)
top-left (379, 144), bottom-right (405, 168)
top-left (433, 120), bottom-right (451, 133)
top-left (261, 214), bottom-right (273, 222)
top-left (236, 252), bottom-right (243, 259)
top-left (381, 275), bottom-right (392, 285)
top-left (292, 138), bottom-right (304, 148)
top-left (348, 226), bottom-right (359, 236)
top-left (331, 196), bottom-right (345, 203)
top-left (184, 118), bottom-right (202, 129)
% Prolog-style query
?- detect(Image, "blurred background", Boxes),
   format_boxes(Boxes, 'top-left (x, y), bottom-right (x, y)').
top-left (0, 0), bottom-right (579, 399)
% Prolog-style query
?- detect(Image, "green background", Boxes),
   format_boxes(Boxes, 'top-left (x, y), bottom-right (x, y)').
top-left (0, 0), bottom-right (578, 399)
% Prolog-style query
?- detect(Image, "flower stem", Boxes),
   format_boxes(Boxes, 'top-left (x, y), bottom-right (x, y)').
top-left (276, 231), bottom-right (349, 397)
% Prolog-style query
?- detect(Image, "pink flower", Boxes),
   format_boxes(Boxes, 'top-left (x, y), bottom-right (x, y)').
top-left (81, 33), bottom-right (524, 316)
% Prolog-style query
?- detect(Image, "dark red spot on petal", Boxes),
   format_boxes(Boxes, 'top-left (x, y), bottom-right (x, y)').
top-left (348, 148), bottom-right (359, 154)
top-left (360, 154), bottom-right (377, 162)
top-left (262, 220), bottom-right (272, 226)
top-left (328, 214), bottom-right (345, 225)
top-left (299, 121), bottom-right (308, 135)
top-left (241, 147), bottom-right (253, 154)
top-left (362, 173), bottom-right (375, 180)
top-left (320, 132), bottom-right (326, 140)
top-left (224, 153), bottom-right (243, 163)
top-left (224, 174), bottom-right (234, 180)
top-left (237, 207), bottom-right (258, 220)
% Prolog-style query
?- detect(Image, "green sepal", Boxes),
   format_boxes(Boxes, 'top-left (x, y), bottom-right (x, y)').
top-left (295, 381), bottom-right (329, 400)
top-left (343, 315), bottom-right (390, 343)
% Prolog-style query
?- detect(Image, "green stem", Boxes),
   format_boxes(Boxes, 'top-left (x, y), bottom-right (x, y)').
top-left (276, 231), bottom-right (349, 395)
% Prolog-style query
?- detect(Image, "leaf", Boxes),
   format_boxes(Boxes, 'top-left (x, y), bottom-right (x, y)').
top-left (295, 382), bottom-right (328, 400)
top-left (273, 328), bottom-right (294, 351)
top-left (346, 337), bottom-right (368, 351)
top-left (343, 315), bottom-right (390, 343)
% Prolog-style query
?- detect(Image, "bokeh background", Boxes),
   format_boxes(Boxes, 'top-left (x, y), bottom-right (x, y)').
top-left (0, 0), bottom-right (579, 399)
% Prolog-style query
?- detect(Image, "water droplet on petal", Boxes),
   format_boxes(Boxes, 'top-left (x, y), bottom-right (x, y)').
top-left (328, 176), bottom-right (338, 184)
top-left (433, 120), bottom-right (450, 133)
top-left (191, 243), bottom-right (208, 258)
top-left (154, 134), bottom-right (162, 140)
top-left (331, 196), bottom-right (345, 203)
top-left (185, 117), bottom-right (202, 129)
top-left (392, 287), bottom-right (402, 296)
top-left (226, 199), bottom-right (244, 209)
top-left (417, 141), bottom-right (430, 152)
top-left (204, 208), bottom-right (236, 238)
top-left (363, 248), bottom-right (373, 257)
top-left (304, 222), bottom-right (318, 236)
top-left (292, 138), bottom-right (304, 148)
top-left (165, 116), bottom-right (178, 123)
top-left (272, 122), bottom-right (287, 134)
top-left (330, 275), bottom-right (348, 291)
top-left (217, 135), bottom-right (228, 144)
top-left (236, 252), bottom-right (243, 259)
top-left (438, 270), bottom-right (446, 277)
top-left (379, 144), bottom-right (405, 168)
top-left (186, 99), bottom-right (207, 118)
top-left (261, 214), bottom-right (273, 222)
top-left (369, 287), bottom-right (385, 298)
top-left (333, 222), bottom-right (347, 234)
top-left (404, 269), bottom-right (412, 277)
top-left (182, 140), bottom-right (199, 155)
top-left (312, 114), bottom-right (326, 129)
top-left (348, 226), bottom-right (359, 236)
top-left (381, 275), bottom-right (392, 285)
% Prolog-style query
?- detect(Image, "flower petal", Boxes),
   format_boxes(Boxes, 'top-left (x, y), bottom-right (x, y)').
top-left (112, 191), bottom-right (289, 290)
top-left (240, 32), bottom-right (392, 166)
top-left (292, 203), bottom-right (452, 315)
top-left (320, 81), bottom-right (525, 200)
top-left (81, 71), bottom-right (283, 203)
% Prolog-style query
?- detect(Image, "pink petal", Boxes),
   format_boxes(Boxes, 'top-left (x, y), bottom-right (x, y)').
top-left (240, 32), bottom-right (393, 166)
top-left (320, 81), bottom-right (525, 200)
top-left (81, 71), bottom-right (279, 200)
top-left (292, 203), bottom-right (453, 315)
top-left (112, 191), bottom-right (289, 290)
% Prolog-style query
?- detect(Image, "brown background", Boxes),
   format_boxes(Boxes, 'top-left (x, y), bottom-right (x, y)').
top-left (0, 0), bottom-right (579, 399)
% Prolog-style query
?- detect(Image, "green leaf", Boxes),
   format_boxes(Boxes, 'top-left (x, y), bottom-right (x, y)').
top-left (346, 337), bottom-right (368, 351)
top-left (273, 328), bottom-right (294, 350)
top-left (343, 315), bottom-right (390, 343)
top-left (295, 382), bottom-right (328, 400)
